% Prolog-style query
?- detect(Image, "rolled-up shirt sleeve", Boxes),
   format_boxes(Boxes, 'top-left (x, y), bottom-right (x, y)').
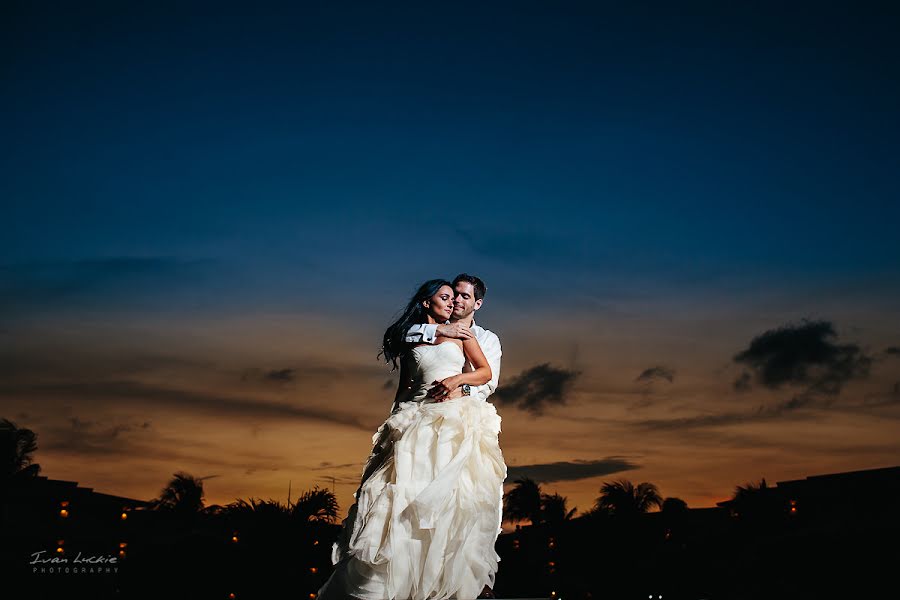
top-left (471, 331), bottom-right (501, 401)
top-left (405, 323), bottom-right (439, 344)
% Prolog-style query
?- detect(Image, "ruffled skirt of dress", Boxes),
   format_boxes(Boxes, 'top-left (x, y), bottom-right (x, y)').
top-left (316, 396), bottom-right (507, 600)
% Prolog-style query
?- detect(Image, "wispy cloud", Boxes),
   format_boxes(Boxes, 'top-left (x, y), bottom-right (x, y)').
top-left (635, 365), bottom-right (675, 384)
top-left (0, 379), bottom-right (373, 430)
top-left (629, 393), bottom-right (828, 431)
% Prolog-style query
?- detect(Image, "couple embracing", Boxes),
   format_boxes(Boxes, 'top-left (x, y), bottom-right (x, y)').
top-left (317, 273), bottom-right (507, 600)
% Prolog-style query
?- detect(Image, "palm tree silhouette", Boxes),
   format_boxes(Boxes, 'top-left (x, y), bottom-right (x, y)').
top-left (731, 478), bottom-right (767, 504)
top-left (594, 479), bottom-right (663, 517)
top-left (224, 496), bottom-right (291, 538)
top-left (661, 497), bottom-right (688, 513)
top-left (730, 477), bottom-right (783, 525)
top-left (503, 476), bottom-right (543, 526)
top-left (149, 471), bottom-right (215, 518)
top-left (290, 485), bottom-right (339, 524)
top-left (540, 491), bottom-right (577, 525)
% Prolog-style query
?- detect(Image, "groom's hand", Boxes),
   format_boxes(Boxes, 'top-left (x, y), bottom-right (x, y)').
top-left (436, 323), bottom-right (474, 340)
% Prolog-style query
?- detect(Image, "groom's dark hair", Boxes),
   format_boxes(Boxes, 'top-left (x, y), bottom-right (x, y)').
top-left (452, 273), bottom-right (486, 301)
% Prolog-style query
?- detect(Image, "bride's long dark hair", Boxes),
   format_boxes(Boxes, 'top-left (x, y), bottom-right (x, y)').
top-left (380, 278), bottom-right (453, 371)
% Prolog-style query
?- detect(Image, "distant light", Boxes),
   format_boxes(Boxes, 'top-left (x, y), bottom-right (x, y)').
top-left (121, 512), bottom-right (128, 520)
top-left (310, 567), bottom-right (318, 574)
top-left (60, 509), bottom-right (69, 518)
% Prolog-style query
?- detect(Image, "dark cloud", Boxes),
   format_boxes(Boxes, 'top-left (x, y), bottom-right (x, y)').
top-left (492, 363), bottom-right (580, 415)
top-left (635, 365), bottom-right (675, 384)
top-left (506, 457), bottom-right (640, 484)
top-left (732, 318), bottom-right (872, 395)
top-left (313, 461), bottom-right (361, 471)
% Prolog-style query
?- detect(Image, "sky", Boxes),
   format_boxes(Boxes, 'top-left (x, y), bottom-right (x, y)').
top-left (2, 1), bottom-right (899, 524)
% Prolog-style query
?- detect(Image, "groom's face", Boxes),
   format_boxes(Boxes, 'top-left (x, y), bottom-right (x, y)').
top-left (452, 281), bottom-right (483, 320)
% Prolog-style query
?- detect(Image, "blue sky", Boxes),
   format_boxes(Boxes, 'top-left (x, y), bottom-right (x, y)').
top-left (2, 1), bottom-right (899, 513)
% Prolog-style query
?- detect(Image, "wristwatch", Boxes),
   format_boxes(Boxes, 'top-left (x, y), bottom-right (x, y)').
top-left (461, 384), bottom-right (471, 396)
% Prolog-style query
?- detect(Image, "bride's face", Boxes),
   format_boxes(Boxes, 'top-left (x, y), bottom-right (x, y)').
top-left (423, 285), bottom-right (454, 321)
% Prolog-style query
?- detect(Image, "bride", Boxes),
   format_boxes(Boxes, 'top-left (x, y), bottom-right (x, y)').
top-left (316, 278), bottom-right (507, 600)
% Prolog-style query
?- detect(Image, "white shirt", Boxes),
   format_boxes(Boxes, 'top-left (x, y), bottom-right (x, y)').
top-left (405, 321), bottom-right (502, 402)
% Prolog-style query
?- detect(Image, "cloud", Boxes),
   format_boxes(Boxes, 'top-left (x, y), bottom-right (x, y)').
top-left (506, 457), bottom-right (640, 484)
top-left (492, 363), bottom-right (580, 415)
top-left (732, 318), bottom-right (872, 395)
top-left (635, 365), bottom-right (675, 384)
top-left (453, 226), bottom-right (583, 264)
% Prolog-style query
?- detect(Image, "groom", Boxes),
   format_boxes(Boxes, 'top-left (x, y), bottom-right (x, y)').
top-left (405, 272), bottom-right (502, 599)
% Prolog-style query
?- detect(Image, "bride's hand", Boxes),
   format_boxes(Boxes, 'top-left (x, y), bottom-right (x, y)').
top-left (428, 376), bottom-right (461, 401)
top-left (444, 386), bottom-right (464, 400)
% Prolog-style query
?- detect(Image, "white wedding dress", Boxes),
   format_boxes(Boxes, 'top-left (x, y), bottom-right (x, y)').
top-left (316, 342), bottom-right (507, 600)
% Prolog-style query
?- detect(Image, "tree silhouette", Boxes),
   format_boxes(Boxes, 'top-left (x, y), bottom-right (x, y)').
top-left (290, 485), bottom-right (339, 524)
top-left (540, 491), bottom-right (577, 525)
top-left (1, 418), bottom-right (41, 484)
top-left (149, 471), bottom-right (214, 517)
top-left (503, 476), bottom-right (543, 526)
top-left (223, 496), bottom-right (291, 538)
top-left (226, 497), bottom-right (289, 518)
top-left (594, 479), bottom-right (663, 517)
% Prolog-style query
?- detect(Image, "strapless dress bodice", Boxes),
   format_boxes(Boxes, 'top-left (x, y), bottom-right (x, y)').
top-left (405, 342), bottom-right (466, 403)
